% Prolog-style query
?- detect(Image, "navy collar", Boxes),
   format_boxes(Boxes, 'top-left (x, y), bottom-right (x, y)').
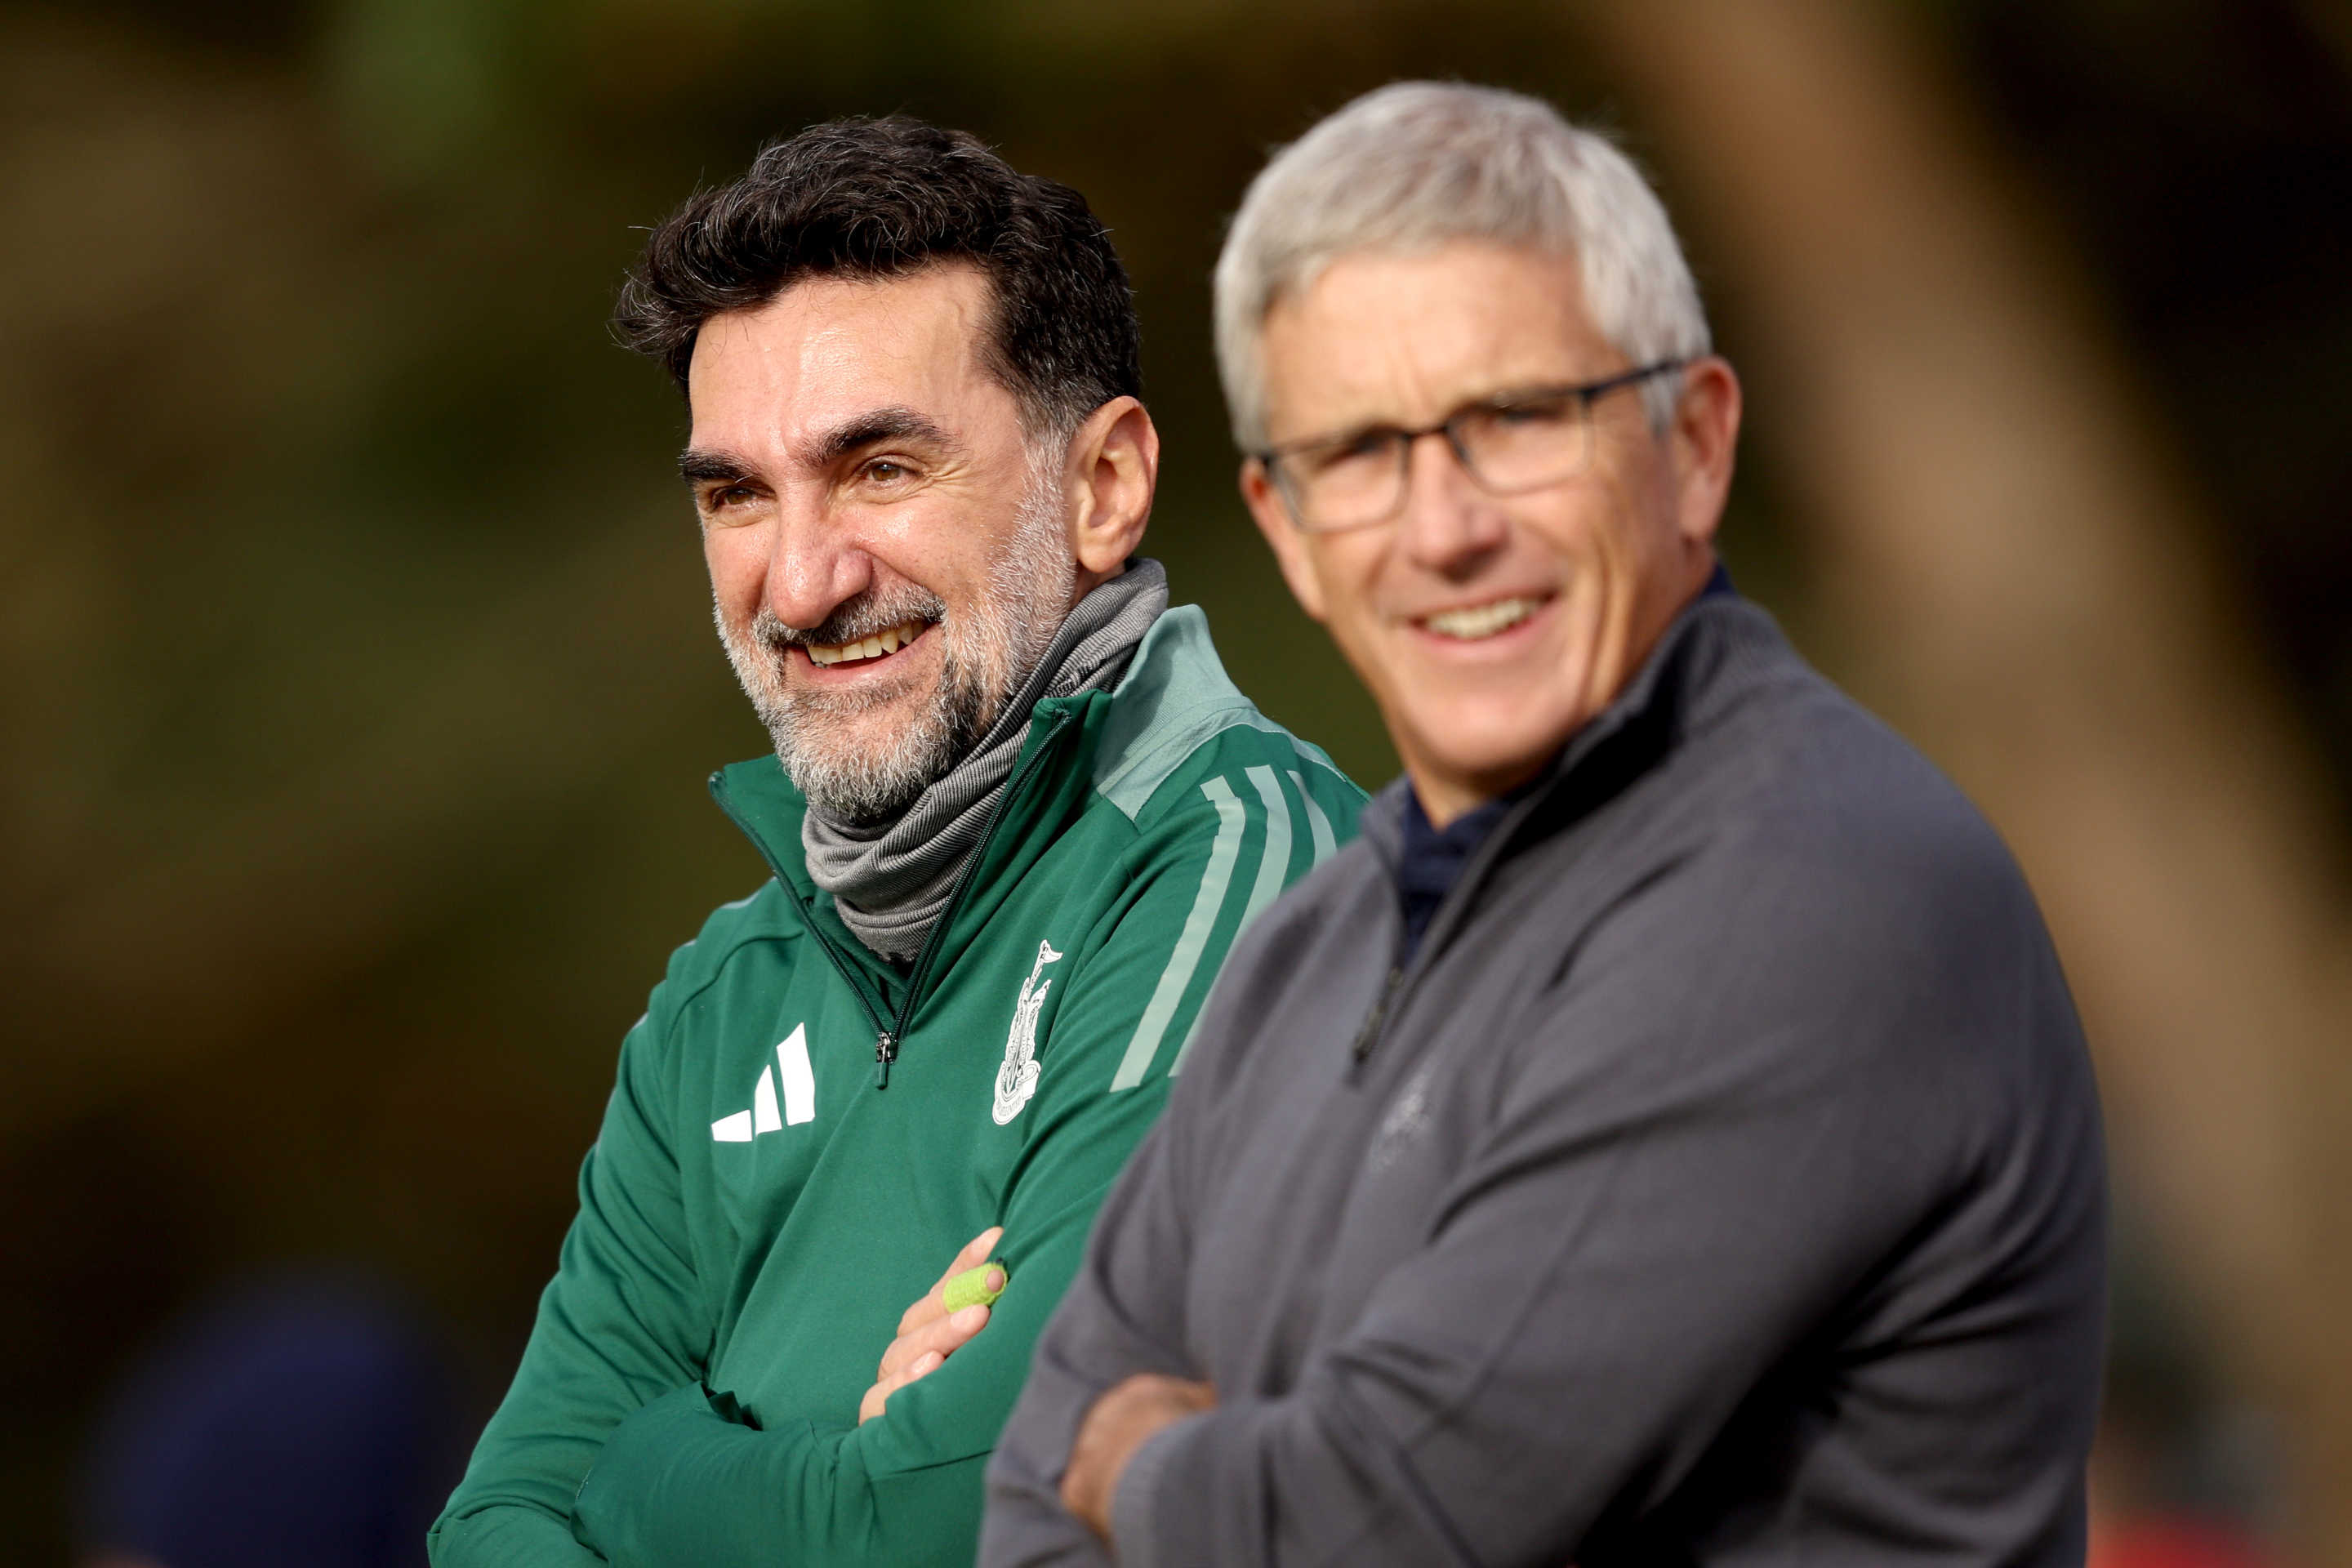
top-left (1382, 561), bottom-right (1737, 965)
top-left (1395, 776), bottom-right (1541, 965)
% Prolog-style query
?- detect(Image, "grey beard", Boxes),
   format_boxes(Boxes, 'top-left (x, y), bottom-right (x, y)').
top-left (714, 462), bottom-right (1076, 824)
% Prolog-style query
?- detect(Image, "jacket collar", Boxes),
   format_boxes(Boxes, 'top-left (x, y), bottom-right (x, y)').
top-left (706, 602), bottom-right (1264, 964)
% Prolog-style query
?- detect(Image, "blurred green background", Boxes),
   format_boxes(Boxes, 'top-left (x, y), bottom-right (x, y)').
top-left (4, 0), bottom-right (2349, 1562)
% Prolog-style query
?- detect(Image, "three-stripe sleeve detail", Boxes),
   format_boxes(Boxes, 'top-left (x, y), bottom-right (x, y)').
top-left (1235, 766), bottom-right (1296, 935)
top-left (1285, 769), bottom-right (1339, 865)
top-left (1110, 777), bottom-right (1248, 1092)
top-left (1169, 770), bottom-right (1298, 1079)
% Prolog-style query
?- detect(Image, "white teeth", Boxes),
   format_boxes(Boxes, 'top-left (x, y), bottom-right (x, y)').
top-left (1422, 597), bottom-right (1539, 641)
top-left (808, 619), bottom-right (928, 666)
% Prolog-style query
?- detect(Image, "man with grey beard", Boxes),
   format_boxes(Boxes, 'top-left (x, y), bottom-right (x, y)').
top-left (430, 118), bottom-right (1363, 1568)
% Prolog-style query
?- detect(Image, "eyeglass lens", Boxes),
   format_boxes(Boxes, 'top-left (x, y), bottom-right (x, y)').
top-left (1281, 390), bottom-right (1595, 531)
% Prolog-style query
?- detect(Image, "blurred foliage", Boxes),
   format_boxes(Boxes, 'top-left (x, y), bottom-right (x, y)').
top-left (0, 0), bottom-right (2345, 1561)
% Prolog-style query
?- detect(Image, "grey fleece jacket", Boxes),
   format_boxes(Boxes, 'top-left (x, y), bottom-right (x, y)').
top-left (979, 593), bottom-right (2107, 1568)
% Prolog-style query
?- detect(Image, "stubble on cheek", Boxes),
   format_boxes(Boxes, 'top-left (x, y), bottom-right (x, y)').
top-left (714, 595), bottom-right (972, 822)
top-left (710, 453), bottom-right (1073, 822)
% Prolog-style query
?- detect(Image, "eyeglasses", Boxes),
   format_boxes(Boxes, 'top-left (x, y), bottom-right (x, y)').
top-left (1254, 360), bottom-right (1687, 533)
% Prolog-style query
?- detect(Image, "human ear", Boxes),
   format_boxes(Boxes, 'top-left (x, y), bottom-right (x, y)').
top-left (1064, 396), bottom-right (1159, 583)
top-left (1241, 458), bottom-right (1329, 624)
top-left (1668, 355), bottom-right (1742, 548)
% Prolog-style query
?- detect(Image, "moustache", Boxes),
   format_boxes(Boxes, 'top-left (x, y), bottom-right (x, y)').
top-left (753, 589), bottom-right (948, 653)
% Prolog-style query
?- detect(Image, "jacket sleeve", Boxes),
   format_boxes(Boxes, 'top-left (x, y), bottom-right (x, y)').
top-left (428, 991), bottom-right (709, 1568)
top-left (977, 1096), bottom-right (1202, 1568)
top-left (987, 838), bottom-right (2104, 1568)
top-left (568, 776), bottom-right (1321, 1568)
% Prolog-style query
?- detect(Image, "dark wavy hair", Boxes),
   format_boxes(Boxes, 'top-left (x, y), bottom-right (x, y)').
top-left (615, 116), bottom-right (1141, 435)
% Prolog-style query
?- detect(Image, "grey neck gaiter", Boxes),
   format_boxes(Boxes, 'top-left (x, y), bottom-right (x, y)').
top-left (801, 559), bottom-right (1169, 965)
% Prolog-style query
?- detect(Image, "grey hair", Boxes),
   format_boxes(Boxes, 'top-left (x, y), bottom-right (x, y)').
top-left (1213, 82), bottom-right (1711, 449)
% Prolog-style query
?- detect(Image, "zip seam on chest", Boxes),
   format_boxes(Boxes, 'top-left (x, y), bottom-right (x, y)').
top-left (715, 709), bottom-right (1077, 1089)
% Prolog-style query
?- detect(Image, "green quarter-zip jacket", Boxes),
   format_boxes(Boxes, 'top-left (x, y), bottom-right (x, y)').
top-left (430, 607), bottom-right (1363, 1568)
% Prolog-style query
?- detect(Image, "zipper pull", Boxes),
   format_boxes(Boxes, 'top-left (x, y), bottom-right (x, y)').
top-left (874, 1030), bottom-right (898, 1089)
top-left (1351, 968), bottom-right (1405, 1063)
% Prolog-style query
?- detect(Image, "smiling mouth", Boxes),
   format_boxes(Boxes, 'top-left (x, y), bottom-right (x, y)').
top-left (804, 618), bottom-right (934, 667)
top-left (1417, 596), bottom-right (1546, 641)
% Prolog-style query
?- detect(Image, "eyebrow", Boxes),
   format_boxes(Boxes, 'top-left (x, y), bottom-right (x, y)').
top-left (1269, 379), bottom-right (1608, 456)
top-left (678, 449), bottom-right (751, 485)
top-left (805, 406), bottom-right (956, 468)
top-left (676, 407), bottom-right (958, 488)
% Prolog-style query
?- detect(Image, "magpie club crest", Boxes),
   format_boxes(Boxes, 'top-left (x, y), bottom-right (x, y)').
top-left (994, 939), bottom-right (1061, 1125)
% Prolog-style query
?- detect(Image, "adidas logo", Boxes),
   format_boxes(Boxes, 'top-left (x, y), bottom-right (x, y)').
top-left (712, 1022), bottom-right (817, 1142)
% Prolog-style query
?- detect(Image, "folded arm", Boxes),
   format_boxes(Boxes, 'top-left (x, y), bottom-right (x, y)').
top-left (569, 800), bottom-right (1286, 1567)
top-left (987, 855), bottom-right (2095, 1567)
top-left (428, 1002), bottom-right (706, 1568)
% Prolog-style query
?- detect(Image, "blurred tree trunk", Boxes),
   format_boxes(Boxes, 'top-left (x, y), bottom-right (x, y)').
top-left (2298, 0), bottom-right (2352, 77)
top-left (1578, 1), bottom-right (2352, 1559)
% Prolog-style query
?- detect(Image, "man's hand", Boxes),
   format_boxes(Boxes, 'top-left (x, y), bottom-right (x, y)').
top-left (858, 1226), bottom-right (1004, 1424)
top-left (1060, 1373), bottom-right (1218, 1539)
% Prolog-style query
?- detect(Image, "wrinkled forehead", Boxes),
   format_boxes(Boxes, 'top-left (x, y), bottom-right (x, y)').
top-left (684, 262), bottom-right (1009, 449)
top-left (1255, 242), bottom-right (1614, 438)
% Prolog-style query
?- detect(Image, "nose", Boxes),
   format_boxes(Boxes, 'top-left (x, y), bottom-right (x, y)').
top-left (1393, 430), bottom-right (1508, 577)
top-left (760, 484), bottom-right (875, 631)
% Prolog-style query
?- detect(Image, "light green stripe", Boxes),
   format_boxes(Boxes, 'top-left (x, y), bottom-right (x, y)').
top-left (1110, 777), bottom-right (1247, 1091)
top-left (1236, 766), bottom-right (1295, 933)
top-left (1286, 769), bottom-right (1338, 864)
top-left (1171, 768), bottom-right (1295, 1078)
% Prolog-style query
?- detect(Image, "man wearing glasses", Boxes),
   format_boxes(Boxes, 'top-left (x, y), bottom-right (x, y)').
top-left (981, 82), bottom-right (2106, 1566)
